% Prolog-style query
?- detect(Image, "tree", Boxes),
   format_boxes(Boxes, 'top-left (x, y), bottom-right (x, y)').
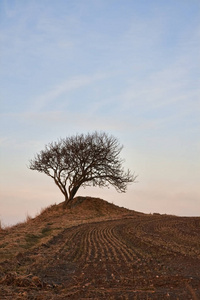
top-left (29, 131), bottom-right (136, 207)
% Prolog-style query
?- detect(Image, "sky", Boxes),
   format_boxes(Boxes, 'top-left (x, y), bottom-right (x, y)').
top-left (0, 0), bottom-right (200, 226)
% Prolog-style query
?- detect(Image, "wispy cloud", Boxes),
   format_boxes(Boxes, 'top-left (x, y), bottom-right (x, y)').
top-left (119, 55), bottom-right (200, 114)
top-left (29, 73), bottom-right (108, 112)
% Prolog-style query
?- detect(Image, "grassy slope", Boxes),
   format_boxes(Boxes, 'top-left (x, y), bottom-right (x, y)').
top-left (0, 197), bottom-right (139, 262)
top-left (0, 197), bottom-right (200, 299)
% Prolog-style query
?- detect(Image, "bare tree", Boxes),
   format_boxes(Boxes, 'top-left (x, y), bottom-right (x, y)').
top-left (29, 132), bottom-right (136, 207)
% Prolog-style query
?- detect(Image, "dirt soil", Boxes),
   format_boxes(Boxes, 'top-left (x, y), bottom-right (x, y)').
top-left (0, 197), bottom-right (200, 299)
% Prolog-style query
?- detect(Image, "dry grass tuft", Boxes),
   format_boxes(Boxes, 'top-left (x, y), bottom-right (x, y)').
top-left (0, 272), bottom-right (45, 288)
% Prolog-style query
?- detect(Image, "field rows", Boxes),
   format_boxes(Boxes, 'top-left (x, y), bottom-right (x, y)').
top-left (1, 215), bottom-right (200, 299)
top-left (28, 216), bottom-right (200, 299)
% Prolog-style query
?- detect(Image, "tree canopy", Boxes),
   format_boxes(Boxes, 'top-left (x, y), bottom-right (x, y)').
top-left (29, 131), bottom-right (136, 207)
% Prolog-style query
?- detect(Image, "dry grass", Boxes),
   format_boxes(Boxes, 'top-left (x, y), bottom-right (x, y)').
top-left (0, 196), bottom-right (199, 299)
top-left (0, 197), bottom-right (133, 262)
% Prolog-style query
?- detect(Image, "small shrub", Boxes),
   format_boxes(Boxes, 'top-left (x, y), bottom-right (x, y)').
top-left (25, 213), bottom-right (32, 223)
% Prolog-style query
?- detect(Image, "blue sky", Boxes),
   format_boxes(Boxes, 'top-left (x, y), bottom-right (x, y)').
top-left (0, 0), bottom-right (200, 226)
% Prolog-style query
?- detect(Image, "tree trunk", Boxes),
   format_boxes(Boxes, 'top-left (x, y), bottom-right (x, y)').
top-left (62, 193), bottom-right (70, 209)
top-left (62, 185), bottom-right (80, 208)
top-left (63, 190), bottom-right (78, 208)
top-left (69, 185), bottom-right (80, 201)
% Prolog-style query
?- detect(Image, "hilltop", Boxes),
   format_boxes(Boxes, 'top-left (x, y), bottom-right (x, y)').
top-left (0, 197), bottom-right (200, 299)
top-left (0, 197), bottom-right (140, 261)
top-left (0, 197), bottom-right (140, 268)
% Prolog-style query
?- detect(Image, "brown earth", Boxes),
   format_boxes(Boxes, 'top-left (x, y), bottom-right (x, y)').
top-left (0, 196), bottom-right (200, 299)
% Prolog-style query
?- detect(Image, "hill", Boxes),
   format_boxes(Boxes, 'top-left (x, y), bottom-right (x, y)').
top-left (0, 197), bottom-right (200, 299)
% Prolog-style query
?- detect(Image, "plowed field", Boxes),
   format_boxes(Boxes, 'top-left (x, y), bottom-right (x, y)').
top-left (0, 198), bottom-right (200, 299)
